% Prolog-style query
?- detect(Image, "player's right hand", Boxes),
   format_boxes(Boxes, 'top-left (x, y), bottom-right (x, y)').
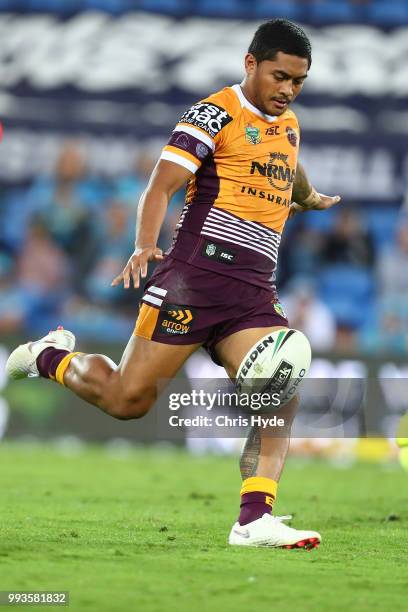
top-left (288, 192), bottom-right (341, 219)
top-left (111, 246), bottom-right (164, 289)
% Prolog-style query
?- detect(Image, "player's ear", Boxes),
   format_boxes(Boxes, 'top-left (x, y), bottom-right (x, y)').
top-left (244, 53), bottom-right (257, 76)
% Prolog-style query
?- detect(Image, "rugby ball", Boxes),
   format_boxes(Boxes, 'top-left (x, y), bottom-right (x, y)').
top-left (235, 329), bottom-right (312, 409)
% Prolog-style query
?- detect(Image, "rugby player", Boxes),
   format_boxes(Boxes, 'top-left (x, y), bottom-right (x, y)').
top-left (7, 19), bottom-right (340, 549)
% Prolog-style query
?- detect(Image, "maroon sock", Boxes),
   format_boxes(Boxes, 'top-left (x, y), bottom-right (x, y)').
top-left (238, 492), bottom-right (274, 526)
top-left (36, 347), bottom-right (70, 379)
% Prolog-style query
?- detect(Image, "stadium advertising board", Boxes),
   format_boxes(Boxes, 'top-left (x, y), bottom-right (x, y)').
top-left (0, 13), bottom-right (405, 202)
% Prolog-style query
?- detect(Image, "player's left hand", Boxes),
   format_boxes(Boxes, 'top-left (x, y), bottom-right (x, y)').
top-left (289, 192), bottom-right (341, 218)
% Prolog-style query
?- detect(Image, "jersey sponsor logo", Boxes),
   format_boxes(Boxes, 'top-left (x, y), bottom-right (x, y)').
top-left (159, 304), bottom-right (195, 335)
top-left (250, 152), bottom-right (296, 192)
top-left (286, 126), bottom-right (298, 147)
top-left (265, 126), bottom-right (280, 136)
top-left (240, 184), bottom-right (291, 208)
top-left (196, 142), bottom-right (209, 159)
top-left (179, 102), bottom-right (233, 138)
top-left (202, 241), bottom-right (236, 264)
top-left (245, 124), bottom-right (261, 145)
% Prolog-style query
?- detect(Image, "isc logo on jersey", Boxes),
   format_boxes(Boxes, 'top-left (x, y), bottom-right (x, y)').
top-left (179, 103), bottom-right (233, 138)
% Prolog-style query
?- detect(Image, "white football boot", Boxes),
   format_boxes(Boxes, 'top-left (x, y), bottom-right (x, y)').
top-left (228, 514), bottom-right (321, 549)
top-left (6, 326), bottom-right (76, 380)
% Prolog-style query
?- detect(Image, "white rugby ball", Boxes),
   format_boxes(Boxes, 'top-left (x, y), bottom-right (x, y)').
top-left (235, 329), bottom-right (312, 408)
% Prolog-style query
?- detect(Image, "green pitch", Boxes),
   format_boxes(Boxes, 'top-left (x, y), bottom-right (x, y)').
top-left (1, 443), bottom-right (407, 612)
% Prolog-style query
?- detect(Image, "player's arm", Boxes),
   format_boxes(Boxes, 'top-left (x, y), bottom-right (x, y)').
top-left (111, 160), bottom-right (192, 289)
top-left (290, 161), bottom-right (340, 217)
top-left (111, 97), bottom-right (231, 288)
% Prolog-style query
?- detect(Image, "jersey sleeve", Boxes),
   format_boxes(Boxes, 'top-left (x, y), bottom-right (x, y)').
top-left (160, 98), bottom-right (233, 174)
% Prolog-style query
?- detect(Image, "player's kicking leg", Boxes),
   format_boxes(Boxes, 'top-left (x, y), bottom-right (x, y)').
top-left (216, 327), bottom-right (321, 549)
top-left (6, 327), bottom-right (200, 420)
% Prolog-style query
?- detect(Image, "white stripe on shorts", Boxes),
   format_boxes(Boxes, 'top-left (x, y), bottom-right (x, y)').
top-left (148, 286), bottom-right (167, 297)
top-left (142, 294), bottom-right (163, 307)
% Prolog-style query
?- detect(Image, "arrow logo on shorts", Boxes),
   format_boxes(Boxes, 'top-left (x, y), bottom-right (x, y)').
top-left (168, 309), bottom-right (193, 324)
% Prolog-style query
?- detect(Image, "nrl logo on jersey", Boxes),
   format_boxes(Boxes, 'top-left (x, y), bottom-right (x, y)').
top-left (245, 124), bottom-right (261, 145)
top-left (205, 243), bottom-right (217, 256)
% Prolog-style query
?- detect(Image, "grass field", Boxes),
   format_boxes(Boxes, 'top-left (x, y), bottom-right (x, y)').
top-left (1, 443), bottom-right (407, 612)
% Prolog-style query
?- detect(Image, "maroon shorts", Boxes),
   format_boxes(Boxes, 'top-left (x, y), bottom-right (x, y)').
top-left (134, 256), bottom-right (288, 365)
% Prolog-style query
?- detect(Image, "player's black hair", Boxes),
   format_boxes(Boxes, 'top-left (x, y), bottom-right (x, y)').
top-left (248, 19), bottom-right (312, 68)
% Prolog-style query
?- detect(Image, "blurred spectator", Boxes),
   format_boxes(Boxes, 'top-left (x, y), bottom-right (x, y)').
top-left (320, 208), bottom-right (375, 268)
top-left (283, 278), bottom-right (336, 351)
top-left (0, 142), bottom-right (185, 341)
top-left (113, 150), bottom-right (156, 206)
top-left (23, 142), bottom-right (108, 291)
top-left (377, 216), bottom-right (408, 297)
top-left (364, 215), bottom-right (408, 353)
top-left (17, 221), bottom-right (71, 295)
top-left (15, 221), bottom-right (71, 332)
top-left (58, 296), bottom-right (133, 343)
top-left (0, 253), bottom-right (28, 335)
top-left (85, 199), bottom-right (134, 305)
top-left (0, 188), bottom-right (35, 254)
top-left (113, 149), bottom-right (185, 252)
top-left (278, 220), bottom-right (324, 288)
top-left (358, 296), bottom-right (408, 355)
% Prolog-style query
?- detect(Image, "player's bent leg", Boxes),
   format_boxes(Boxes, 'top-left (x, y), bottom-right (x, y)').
top-left (6, 327), bottom-right (201, 421)
top-left (215, 327), bottom-right (320, 549)
top-left (64, 335), bottom-right (200, 420)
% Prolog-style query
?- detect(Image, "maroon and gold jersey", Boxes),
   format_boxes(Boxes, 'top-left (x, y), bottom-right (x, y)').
top-left (160, 84), bottom-right (300, 290)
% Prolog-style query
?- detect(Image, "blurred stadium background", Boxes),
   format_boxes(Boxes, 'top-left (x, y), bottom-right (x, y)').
top-left (0, 0), bottom-right (407, 460)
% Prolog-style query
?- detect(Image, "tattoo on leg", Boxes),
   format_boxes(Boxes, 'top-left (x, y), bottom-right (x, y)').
top-left (240, 426), bottom-right (261, 479)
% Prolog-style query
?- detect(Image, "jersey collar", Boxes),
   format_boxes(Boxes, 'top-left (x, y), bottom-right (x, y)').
top-left (231, 84), bottom-right (278, 123)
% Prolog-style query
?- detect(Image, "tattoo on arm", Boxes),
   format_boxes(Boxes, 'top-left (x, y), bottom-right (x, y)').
top-left (240, 426), bottom-right (261, 479)
top-left (292, 161), bottom-right (313, 204)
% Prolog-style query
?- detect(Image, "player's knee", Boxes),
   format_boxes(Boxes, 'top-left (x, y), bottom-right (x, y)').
top-left (112, 389), bottom-right (156, 420)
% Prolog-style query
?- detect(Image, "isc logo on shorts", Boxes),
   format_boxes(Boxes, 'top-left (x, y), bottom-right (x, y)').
top-left (159, 304), bottom-right (195, 335)
top-left (179, 102), bottom-right (233, 138)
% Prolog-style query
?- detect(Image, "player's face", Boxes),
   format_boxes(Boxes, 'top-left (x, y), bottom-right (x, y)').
top-left (244, 51), bottom-right (309, 116)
